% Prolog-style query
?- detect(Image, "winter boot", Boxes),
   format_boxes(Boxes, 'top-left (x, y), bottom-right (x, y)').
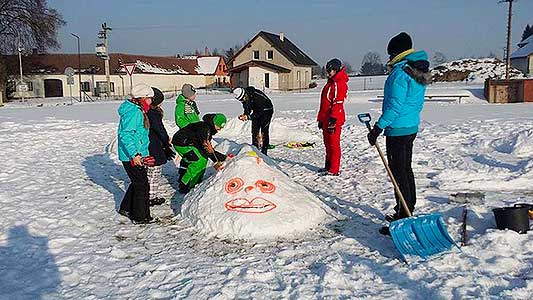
top-left (379, 226), bottom-right (391, 236)
top-left (178, 182), bottom-right (190, 194)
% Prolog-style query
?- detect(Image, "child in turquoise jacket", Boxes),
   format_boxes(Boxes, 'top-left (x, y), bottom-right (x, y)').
top-left (118, 83), bottom-right (156, 224)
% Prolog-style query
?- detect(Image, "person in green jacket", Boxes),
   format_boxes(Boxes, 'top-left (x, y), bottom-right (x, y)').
top-left (175, 83), bottom-right (200, 129)
top-left (172, 113), bottom-right (228, 194)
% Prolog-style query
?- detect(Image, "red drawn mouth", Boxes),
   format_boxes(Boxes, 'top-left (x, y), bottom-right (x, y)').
top-left (224, 197), bottom-right (277, 214)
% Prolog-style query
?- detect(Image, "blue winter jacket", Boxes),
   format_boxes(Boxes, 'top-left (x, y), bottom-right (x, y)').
top-left (117, 100), bottom-right (150, 161)
top-left (376, 51), bottom-right (428, 136)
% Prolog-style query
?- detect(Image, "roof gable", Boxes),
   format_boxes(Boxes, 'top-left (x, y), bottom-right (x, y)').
top-left (230, 31), bottom-right (317, 66)
top-left (511, 35), bottom-right (533, 59)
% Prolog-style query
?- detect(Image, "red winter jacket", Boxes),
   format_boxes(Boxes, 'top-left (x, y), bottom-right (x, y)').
top-left (317, 68), bottom-right (349, 125)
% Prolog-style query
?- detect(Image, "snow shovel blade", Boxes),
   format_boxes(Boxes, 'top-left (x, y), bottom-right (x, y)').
top-left (389, 213), bottom-right (457, 260)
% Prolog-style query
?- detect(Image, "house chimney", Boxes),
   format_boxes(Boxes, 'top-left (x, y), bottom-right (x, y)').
top-left (205, 47), bottom-right (209, 56)
top-left (279, 32), bottom-right (284, 42)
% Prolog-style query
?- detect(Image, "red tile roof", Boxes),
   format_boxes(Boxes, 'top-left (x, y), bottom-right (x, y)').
top-left (3, 53), bottom-right (200, 75)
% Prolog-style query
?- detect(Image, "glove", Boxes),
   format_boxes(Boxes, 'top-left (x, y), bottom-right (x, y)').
top-left (318, 122), bottom-right (323, 130)
top-left (130, 154), bottom-right (142, 167)
top-left (142, 156), bottom-right (156, 167)
top-left (367, 126), bottom-right (383, 146)
top-left (164, 147), bottom-right (176, 160)
top-left (327, 118), bottom-right (336, 134)
top-left (213, 162), bottom-right (224, 171)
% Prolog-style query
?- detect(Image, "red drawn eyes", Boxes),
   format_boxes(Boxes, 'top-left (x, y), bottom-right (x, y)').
top-left (255, 180), bottom-right (276, 193)
top-left (225, 177), bottom-right (244, 194)
top-left (224, 178), bottom-right (276, 194)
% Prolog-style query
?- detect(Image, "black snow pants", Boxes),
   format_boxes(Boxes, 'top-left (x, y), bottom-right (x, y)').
top-left (120, 162), bottom-right (151, 222)
top-left (251, 110), bottom-right (273, 155)
top-left (386, 133), bottom-right (417, 219)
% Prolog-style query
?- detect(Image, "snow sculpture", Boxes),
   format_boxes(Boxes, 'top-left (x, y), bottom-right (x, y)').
top-left (181, 143), bottom-right (334, 240)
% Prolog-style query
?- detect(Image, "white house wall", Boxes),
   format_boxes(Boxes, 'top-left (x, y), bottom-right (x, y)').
top-left (248, 66), bottom-right (279, 90)
top-left (10, 73), bottom-right (209, 99)
top-left (529, 55), bottom-right (533, 76)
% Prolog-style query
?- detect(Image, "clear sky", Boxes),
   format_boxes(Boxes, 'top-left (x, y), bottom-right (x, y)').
top-left (50, 0), bottom-right (533, 68)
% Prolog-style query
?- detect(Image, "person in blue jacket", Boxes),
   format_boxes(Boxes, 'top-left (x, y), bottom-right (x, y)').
top-left (117, 83), bottom-right (157, 224)
top-left (366, 32), bottom-right (431, 235)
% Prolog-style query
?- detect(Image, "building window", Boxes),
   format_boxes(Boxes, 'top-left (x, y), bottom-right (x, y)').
top-left (27, 81), bottom-right (33, 91)
top-left (81, 82), bottom-right (91, 92)
top-left (296, 71), bottom-right (301, 81)
top-left (96, 82), bottom-right (115, 93)
top-left (253, 50), bottom-right (260, 60)
top-left (266, 50), bottom-right (273, 60)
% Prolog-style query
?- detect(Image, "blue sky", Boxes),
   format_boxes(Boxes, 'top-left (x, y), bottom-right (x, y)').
top-left (50, 0), bottom-right (533, 68)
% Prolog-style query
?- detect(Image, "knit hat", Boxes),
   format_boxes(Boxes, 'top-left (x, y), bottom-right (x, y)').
top-left (182, 84), bottom-right (196, 99)
top-left (213, 113), bottom-right (227, 128)
top-left (387, 32), bottom-right (413, 57)
top-left (151, 87), bottom-right (164, 106)
top-left (131, 83), bottom-right (154, 99)
top-left (326, 58), bottom-right (342, 73)
top-left (233, 87), bottom-right (245, 101)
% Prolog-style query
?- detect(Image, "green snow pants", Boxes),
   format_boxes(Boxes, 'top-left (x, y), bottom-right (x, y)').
top-left (174, 145), bottom-right (208, 188)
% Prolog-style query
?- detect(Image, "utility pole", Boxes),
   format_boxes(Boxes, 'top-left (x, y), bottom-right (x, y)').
top-left (98, 22), bottom-right (112, 97)
top-left (71, 33), bottom-right (82, 101)
top-left (500, 0), bottom-right (515, 80)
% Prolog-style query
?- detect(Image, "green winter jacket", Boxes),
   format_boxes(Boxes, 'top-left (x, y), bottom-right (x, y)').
top-left (117, 100), bottom-right (150, 161)
top-left (174, 94), bottom-right (200, 129)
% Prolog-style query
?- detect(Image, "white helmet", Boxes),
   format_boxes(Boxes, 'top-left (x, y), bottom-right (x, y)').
top-left (232, 87), bottom-right (245, 101)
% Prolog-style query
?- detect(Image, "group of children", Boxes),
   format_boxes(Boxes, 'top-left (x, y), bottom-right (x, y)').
top-left (117, 82), bottom-right (274, 224)
top-left (117, 31), bottom-right (428, 234)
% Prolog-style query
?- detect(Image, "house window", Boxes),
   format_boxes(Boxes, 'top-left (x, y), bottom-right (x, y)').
top-left (266, 50), bottom-right (273, 60)
top-left (81, 82), bottom-right (91, 92)
top-left (27, 81), bottom-right (33, 91)
top-left (296, 71), bottom-right (301, 81)
top-left (96, 82), bottom-right (115, 93)
top-left (253, 50), bottom-right (260, 60)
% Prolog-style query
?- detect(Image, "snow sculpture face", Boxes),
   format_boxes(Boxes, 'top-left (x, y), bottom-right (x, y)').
top-left (224, 177), bottom-right (277, 214)
top-left (181, 145), bottom-right (333, 241)
top-left (223, 151), bottom-right (278, 214)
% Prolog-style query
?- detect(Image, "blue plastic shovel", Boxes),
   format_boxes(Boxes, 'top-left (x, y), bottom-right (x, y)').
top-left (358, 113), bottom-right (457, 261)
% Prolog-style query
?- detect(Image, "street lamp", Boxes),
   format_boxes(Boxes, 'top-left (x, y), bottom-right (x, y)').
top-left (17, 44), bottom-right (25, 101)
top-left (71, 33), bottom-right (82, 101)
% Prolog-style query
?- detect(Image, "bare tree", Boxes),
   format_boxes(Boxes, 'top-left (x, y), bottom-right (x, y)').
top-left (0, 0), bottom-right (65, 104)
top-left (360, 52), bottom-right (385, 75)
top-left (431, 52), bottom-right (447, 66)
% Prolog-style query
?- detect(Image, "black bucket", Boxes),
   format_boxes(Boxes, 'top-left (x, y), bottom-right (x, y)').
top-left (493, 206), bottom-right (530, 234)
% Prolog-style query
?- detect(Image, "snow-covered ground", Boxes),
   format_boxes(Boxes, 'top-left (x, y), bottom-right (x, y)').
top-left (0, 80), bottom-right (532, 299)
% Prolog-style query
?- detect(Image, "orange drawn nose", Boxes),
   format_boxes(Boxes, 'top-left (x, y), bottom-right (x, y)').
top-left (245, 185), bottom-right (255, 192)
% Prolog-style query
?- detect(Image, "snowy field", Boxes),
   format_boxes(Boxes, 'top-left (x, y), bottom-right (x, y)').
top-left (0, 79), bottom-right (532, 299)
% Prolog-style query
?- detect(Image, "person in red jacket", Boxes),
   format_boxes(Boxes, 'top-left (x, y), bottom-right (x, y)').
top-left (317, 58), bottom-right (349, 176)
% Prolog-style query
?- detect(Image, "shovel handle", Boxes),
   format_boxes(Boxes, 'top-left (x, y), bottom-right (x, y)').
top-left (359, 112), bottom-right (412, 218)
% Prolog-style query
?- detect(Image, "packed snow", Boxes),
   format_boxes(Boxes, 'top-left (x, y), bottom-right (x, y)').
top-left (117, 60), bottom-right (189, 75)
top-left (196, 57), bottom-right (221, 75)
top-left (0, 78), bottom-right (532, 299)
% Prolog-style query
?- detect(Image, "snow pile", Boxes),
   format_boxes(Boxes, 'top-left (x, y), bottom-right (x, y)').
top-left (432, 58), bottom-right (524, 83)
top-left (196, 57), bottom-right (221, 75)
top-left (217, 118), bottom-right (319, 144)
top-left (491, 129), bottom-right (533, 158)
top-left (117, 60), bottom-right (189, 74)
top-left (181, 143), bottom-right (335, 240)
